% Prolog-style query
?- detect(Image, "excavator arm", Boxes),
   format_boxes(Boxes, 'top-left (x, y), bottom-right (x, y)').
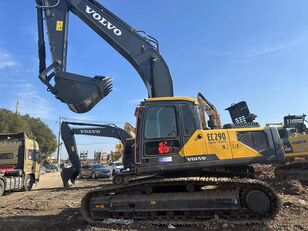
top-left (35, 0), bottom-right (173, 113)
top-left (197, 92), bottom-right (222, 129)
top-left (124, 122), bottom-right (136, 137)
top-left (60, 121), bottom-right (132, 187)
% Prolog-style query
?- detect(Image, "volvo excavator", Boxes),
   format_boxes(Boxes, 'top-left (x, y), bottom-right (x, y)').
top-left (35, 0), bottom-right (284, 225)
top-left (60, 121), bottom-right (133, 185)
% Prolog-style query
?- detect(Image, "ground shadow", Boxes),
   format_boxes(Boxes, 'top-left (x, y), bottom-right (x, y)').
top-left (0, 208), bottom-right (271, 231)
top-left (32, 178), bottom-right (112, 192)
top-left (0, 208), bottom-right (85, 231)
top-left (31, 184), bottom-right (104, 192)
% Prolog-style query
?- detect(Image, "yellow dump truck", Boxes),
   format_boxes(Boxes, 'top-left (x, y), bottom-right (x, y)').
top-left (0, 133), bottom-right (40, 196)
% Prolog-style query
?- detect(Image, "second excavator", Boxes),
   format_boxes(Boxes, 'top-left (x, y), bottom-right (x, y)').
top-left (271, 114), bottom-right (308, 180)
top-left (35, 0), bottom-right (284, 225)
top-left (226, 102), bottom-right (308, 181)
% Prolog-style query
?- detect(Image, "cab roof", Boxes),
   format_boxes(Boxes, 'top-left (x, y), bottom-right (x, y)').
top-left (144, 97), bottom-right (199, 105)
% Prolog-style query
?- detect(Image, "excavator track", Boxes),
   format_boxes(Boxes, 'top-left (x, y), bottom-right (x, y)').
top-left (274, 161), bottom-right (308, 180)
top-left (81, 177), bottom-right (280, 225)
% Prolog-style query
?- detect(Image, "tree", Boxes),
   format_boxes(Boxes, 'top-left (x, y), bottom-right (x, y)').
top-left (0, 109), bottom-right (57, 162)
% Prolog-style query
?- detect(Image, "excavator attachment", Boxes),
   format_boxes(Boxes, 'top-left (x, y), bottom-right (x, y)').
top-left (53, 72), bottom-right (112, 113)
top-left (225, 101), bottom-right (259, 128)
top-left (36, 0), bottom-right (112, 114)
top-left (60, 121), bottom-right (132, 187)
top-left (36, 0), bottom-right (173, 114)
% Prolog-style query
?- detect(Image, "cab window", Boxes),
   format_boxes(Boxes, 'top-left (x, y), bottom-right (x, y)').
top-left (145, 106), bottom-right (178, 139)
top-left (237, 131), bottom-right (269, 151)
top-left (182, 105), bottom-right (196, 136)
top-left (28, 150), bottom-right (38, 161)
top-left (0, 153), bottom-right (14, 160)
top-left (28, 150), bottom-right (33, 160)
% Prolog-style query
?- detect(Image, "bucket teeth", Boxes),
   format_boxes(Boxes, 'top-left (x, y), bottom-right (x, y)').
top-left (67, 77), bottom-right (113, 113)
top-left (53, 72), bottom-right (113, 113)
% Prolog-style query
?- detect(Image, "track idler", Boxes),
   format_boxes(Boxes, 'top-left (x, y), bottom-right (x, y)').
top-left (54, 71), bottom-right (112, 113)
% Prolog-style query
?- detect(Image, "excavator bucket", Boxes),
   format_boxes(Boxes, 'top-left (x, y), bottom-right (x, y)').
top-left (54, 72), bottom-right (112, 113)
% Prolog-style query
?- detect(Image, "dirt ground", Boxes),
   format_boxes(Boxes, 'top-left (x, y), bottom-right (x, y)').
top-left (0, 166), bottom-right (307, 231)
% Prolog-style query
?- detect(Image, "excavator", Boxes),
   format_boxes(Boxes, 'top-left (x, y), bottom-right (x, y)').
top-left (60, 121), bottom-right (133, 185)
top-left (271, 114), bottom-right (308, 180)
top-left (35, 0), bottom-right (285, 225)
top-left (226, 103), bottom-right (308, 181)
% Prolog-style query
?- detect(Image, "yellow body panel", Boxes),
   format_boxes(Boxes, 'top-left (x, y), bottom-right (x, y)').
top-left (145, 97), bottom-right (199, 105)
top-left (180, 131), bottom-right (207, 156)
top-left (180, 128), bottom-right (263, 160)
top-left (285, 133), bottom-right (308, 159)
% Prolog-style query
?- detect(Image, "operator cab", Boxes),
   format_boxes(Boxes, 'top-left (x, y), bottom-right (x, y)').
top-left (130, 97), bottom-right (202, 173)
top-left (284, 115), bottom-right (307, 134)
top-left (273, 115), bottom-right (307, 140)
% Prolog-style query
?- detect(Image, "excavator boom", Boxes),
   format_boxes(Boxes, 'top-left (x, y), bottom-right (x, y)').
top-left (36, 0), bottom-right (173, 113)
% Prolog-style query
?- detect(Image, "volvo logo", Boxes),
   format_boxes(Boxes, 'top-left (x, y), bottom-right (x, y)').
top-left (80, 130), bottom-right (101, 134)
top-left (86, 5), bottom-right (122, 36)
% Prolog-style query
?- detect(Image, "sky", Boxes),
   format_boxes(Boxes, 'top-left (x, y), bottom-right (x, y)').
top-left (0, 0), bottom-right (308, 159)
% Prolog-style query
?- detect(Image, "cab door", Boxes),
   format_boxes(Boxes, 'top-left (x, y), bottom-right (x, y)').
top-left (141, 104), bottom-right (185, 166)
top-left (27, 149), bottom-right (40, 180)
top-left (180, 104), bottom-right (208, 158)
top-left (34, 152), bottom-right (41, 180)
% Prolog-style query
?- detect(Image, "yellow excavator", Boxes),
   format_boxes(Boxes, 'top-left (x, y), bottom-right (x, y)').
top-left (226, 102), bottom-right (308, 181)
top-left (35, 0), bottom-right (284, 225)
top-left (270, 114), bottom-right (308, 180)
